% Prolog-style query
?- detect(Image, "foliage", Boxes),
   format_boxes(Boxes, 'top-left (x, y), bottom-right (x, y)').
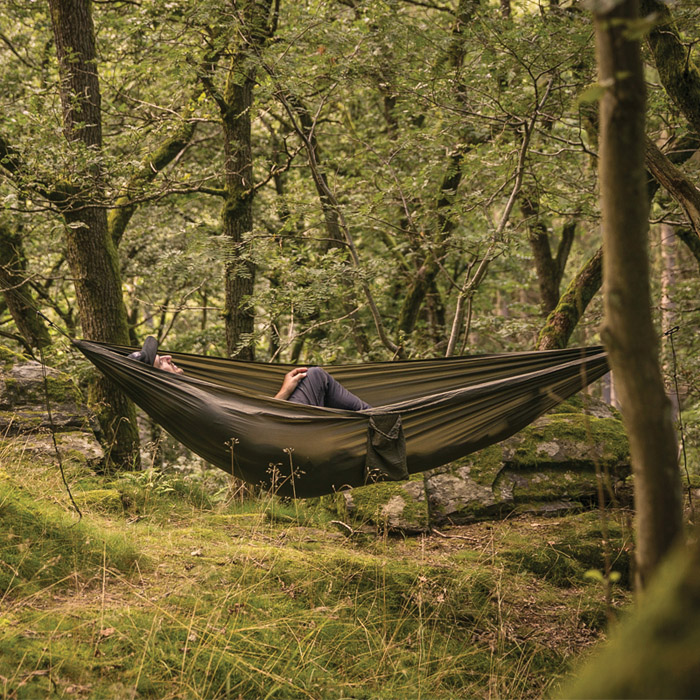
top-left (1, 0), bottom-right (698, 389)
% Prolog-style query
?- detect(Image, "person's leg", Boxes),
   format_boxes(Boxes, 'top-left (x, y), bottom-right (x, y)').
top-left (323, 369), bottom-right (372, 410)
top-left (287, 367), bottom-right (371, 410)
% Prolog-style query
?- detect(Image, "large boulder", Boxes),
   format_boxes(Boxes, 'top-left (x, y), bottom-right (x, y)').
top-left (0, 346), bottom-right (103, 469)
top-left (326, 399), bottom-right (630, 531)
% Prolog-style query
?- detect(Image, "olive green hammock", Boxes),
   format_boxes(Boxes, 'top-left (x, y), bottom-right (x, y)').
top-left (76, 340), bottom-right (609, 498)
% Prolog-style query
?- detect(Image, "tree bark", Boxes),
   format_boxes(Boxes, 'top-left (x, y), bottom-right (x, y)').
top-left (200, 0), bottom-right (276, 361)
top-left (0, 219), bottom-right (51, 349)
top-left (520, 195), bottom-right (575, 315)
top-left (640, 0), bottom-right (700, 137)
top-left (644, 138), bottom-right (700, 266)
top-left (594, 0), bottom-right (682, 588)
top-left (48, 0), bottom-right (139, 469)
top-left (536, 246), bottom-right (602, 350)
top-left (659, 223), bottom-right (679, 417)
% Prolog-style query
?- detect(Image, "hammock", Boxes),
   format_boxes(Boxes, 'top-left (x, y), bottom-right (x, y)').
top-left (76, 340), bottom-right (609, 498)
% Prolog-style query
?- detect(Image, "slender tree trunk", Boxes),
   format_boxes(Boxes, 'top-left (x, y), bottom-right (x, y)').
top-left (202, 0), bottom-right (276, 361)
top-left (521, 195), bottom-right (575, 315)
top-left (0, 219), bottom-right (51, 349)
top-left (659, 223), bottom-right (679, 417)
top-left (595, 0), bottom-right (682, 588)
top-left (48, 0), bottom-right (139, 469)
top-left (290, 98), bottom-right (371, 355)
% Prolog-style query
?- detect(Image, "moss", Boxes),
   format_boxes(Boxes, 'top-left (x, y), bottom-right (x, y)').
top-left (74, 487), bottom-right (124, 513)
top-left (500, 513), bottom-right (631, 590)
top-left (1, 367), bottom-right (83, 407)
top-left (0, 343), bottom-right (31, 370)
top-left (0, 457), bottom-right (633, 700)
top-left (563, 535), bottom-right (700, 698)
top-left (0, 478), bottom-right (144, 598)
top-left (327, 475), bottom-right (429, 531)
top-left (502, 468), bottom-right (605, 502)
top-left (508, 414), bottom-right (629, 469)
top-left (503, 546), bottom-right (586, 587)
top-left (459, 444), bottom-right (505, 488)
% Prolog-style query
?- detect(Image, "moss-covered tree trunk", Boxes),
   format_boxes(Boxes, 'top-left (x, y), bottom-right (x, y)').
top-left (204, 0), bottom-right (276, 361)
top-left (640, 0), bottom-right (700, 137)
top-left (48, 0), bottom-right (139, 469)
top-left (594, 0), bottom-right (682, 588)
top-left (563, 533), bottom-right (700, 698)
top-left (0, 219), bottom-right (51, 350)
top-left (536, 247), bottom-right (602, 350)
top-left (221, 84), bottom-right (256, 361)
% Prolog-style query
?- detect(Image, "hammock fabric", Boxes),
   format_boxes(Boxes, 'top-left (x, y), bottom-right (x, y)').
top-left (76, 340), bottom-right (609, 498)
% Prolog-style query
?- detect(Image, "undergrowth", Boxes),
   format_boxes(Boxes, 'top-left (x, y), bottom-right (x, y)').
top-left (0, 444), bottom-right (632, 699)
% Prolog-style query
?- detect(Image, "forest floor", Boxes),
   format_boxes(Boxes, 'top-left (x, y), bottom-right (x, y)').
top-left (0, 445), bottom-right (634, 699)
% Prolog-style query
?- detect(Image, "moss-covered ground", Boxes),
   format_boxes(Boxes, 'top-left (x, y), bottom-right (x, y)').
top-left (0, 440), bottom-right (633, 699)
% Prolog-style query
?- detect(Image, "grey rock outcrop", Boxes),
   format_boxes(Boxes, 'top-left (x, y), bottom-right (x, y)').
top-left (326, 398), bottom-right (630, 531)
top-left (0, 348), bottom-right (103, 468)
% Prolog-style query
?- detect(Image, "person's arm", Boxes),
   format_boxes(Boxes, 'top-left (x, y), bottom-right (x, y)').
top-left (274, 367), bottom-right (308, 400)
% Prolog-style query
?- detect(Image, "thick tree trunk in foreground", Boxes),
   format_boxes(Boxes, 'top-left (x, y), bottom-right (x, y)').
top-left (563, 532), bottom-right (700, 698)
top-left (49, 0), bottom-right (139, 469)
top-left (595, 0), bottom-right (682, 588)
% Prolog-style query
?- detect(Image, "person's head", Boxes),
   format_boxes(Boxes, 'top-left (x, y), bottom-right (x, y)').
top-left (154, 354), bottom-right (183, 374)
top-left (127, 336), bottom-right (183, 375)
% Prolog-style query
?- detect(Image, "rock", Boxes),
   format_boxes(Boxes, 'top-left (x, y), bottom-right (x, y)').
top-left (324, 475), bottom-right (429, 533)
top-left (0, 346), bottom-right (103, 467)
top-left (427, 412), bottom-right (630, 524)
top-left (17, 429), bottom-right (104, 468)
top-left (326, 403), bottom-right (630, 531)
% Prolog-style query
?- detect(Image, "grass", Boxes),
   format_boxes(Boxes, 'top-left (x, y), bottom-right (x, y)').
top-left (0, 438), bottom-right (633, 699)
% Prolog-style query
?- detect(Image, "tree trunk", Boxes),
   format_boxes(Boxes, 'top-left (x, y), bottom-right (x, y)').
top-left (562, 531), bottom-right (700, 698)
top-left (289, 97), bottom-right (371, 356)
top-left (594, 0), bottom-right (682, 588)
top-left (536, 246), bottom-right (602, 350)
top-left (645, 138), bottom-right (700, 249)
top-left (0, 219), bottom-right (51, 350)
top-left (659, 223), bottom-right (679, 418)
top-left (520, 195), bottom-right (575, 315)
top-left (48, 0), bottom-right (139, 469)
top-left (210, 0), bottom-right (276, 361)
top-left (222, 96), bottom-right (256, 360)
top-left (640, 0), bottom-right (700, 137)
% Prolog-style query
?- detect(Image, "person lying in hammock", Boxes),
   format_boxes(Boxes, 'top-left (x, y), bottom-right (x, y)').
top-left (128, 336), bottom-right (371, 411)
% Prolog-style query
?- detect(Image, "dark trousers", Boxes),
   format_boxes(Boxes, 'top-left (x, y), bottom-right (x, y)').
top-left (287, 367), bottom-right (371, 410)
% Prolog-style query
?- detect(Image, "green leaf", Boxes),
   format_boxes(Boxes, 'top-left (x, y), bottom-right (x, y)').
top-left (584, 569), bottom-right (604, 582)
top-left (577, 83), bottom-right (608, 105)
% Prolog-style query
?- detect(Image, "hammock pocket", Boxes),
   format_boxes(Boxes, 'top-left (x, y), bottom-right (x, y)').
top-left (75, 341), bottom-right (609, 498)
